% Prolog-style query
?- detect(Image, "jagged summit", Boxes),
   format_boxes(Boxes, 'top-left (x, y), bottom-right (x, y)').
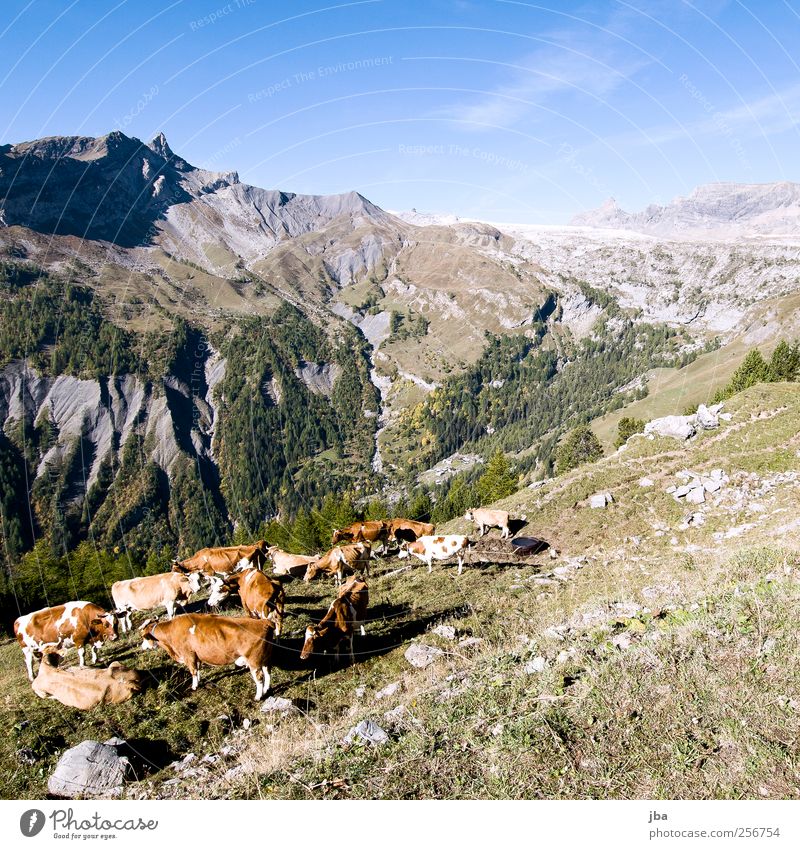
top-left (570, 181), bottom-right (800, 239)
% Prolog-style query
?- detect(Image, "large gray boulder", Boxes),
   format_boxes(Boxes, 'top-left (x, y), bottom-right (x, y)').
top-left (48, 740), bottom-right (127, 798)
top-left (644, 415), bottom-right (696, 441)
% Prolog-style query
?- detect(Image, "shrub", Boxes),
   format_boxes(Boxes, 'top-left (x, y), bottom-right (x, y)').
top-left (555, 425), bottom-right (603, 475)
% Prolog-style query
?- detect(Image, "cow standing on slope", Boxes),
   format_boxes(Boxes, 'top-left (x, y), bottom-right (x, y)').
top-left (112, 571), bottom-right (201, 632)
top-left (207, 568), bottom-right (286, 636)
top-left (398, 535), bottom-right (471, 575)
top-left (300, 575), bottom-right (369, 666)
top-left (304, 542), bottom-right (371, 585)
top-left (172, 541), bottom-right (269, 577)
top-left (14, 602), bottom-right (117, 681)
top-left (140, 614), bottom-right (276, 700)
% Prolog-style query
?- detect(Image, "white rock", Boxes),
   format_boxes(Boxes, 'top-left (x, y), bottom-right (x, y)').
top-left (695, 404), bottom-right (719, 429)
top-left (685, 487), bottom-right (706, 505)
top-left (457, 637), bottom-right (484, 650)
top-left (524, 656), bottom-right (547, 674)
top-left (374, 681), bottom-right (402, 700)
top-left (404, 643), bottom-right (443, 668)
top-left (260, 696), bottom-right (296, 715)
top-left (590, 491), bottom-right (613, 509)
top-left (644, 415), bottom-right (696, 441)
top-left (432, 624), bottom-right (457, 641)
top-left (344, 719), bottom-right (389, 747)
top-left (638, 477), bottom-right (654, 487)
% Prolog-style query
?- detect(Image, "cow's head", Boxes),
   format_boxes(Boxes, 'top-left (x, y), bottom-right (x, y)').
top-left (171, 559), bottom-right (187, 573)
top-left (464, 510), bottom-right (474, 522)
top-left (186, 572), bottom-right (203, 594)
top-left (207, 576), bottom-right (233, 608)
top-left (397, 543), bottom-right (410, 560)
top-left (331, 529), bottom-right (346, 544)
top-left (139, 619), bottom-right (159, 650)
top-left (91, 613), bottom-right (118, 642)
top-left (300, 624), bottom-right (327, 660)
top-left (303, 559), bottom-right (322, 582)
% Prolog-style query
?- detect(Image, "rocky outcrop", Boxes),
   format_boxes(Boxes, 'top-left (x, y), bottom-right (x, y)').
top-left (48, 740), bottom-right (128, 798)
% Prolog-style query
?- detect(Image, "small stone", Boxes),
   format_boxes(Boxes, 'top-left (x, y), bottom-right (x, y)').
top-left (524, 656), bottom-right (547, 674)
top-left (355, 686), bottom-right (366, 698)
top-left (638, 477), bottom-right (654, 487)
top-left (343, 719), bottom-right (389, 747)
top-left (611, 633), bottom-right (632, 650)
top-left (589, 492), bottom-right (612, 509)
top-left (260, 696), bottom-right (296, 715)
top-left (761, 637), bottom-right (776, 655)
top-left (457, 637), bottom-right (484, 651)
top-left (374, 681), bottom-right (402, 700)
top-left (404, 643), bottom-right (443, 668)
top-left (432, 624), bottom-right (457, 640)
top-left (490, 722), bottom-right (504, 737)
top-left (685, 487), bottom-right (706, 505)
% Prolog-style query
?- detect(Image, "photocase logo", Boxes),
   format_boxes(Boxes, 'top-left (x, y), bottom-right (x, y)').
top-left (20, 809), bottom-right (45, 837)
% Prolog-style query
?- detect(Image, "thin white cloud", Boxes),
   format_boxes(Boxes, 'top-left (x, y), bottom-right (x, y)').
top-left (438, 42), bottom-right (648, 130)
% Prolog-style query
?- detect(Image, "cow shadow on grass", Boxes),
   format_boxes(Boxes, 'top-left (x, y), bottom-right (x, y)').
top-left (268, 602), bottom-right (469, 687)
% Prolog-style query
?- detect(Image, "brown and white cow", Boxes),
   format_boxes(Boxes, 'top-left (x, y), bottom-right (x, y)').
top-left (140, 613), bottom-right (275, 700)
top-left (112, 572), bottom-right (201, 632)
top-left (14, 602), bottom-right (117, 681)
top-left (172, 541), bottom-right (268, 577)
top-left (398, 534), bottom-right (471, 575)
top-left (332, 520), bottom-right (390, 546)
top-left (300, 575), bottom-right (369, 665)
top-left (465, 508), bottom-right (512, 539)
top-left (32, 652), bottom-right (144, 710)
top-left (388, 518), bottom-right (436, 543)
top-left (207, 568), bottom-right (286, 636)
top-left (267, 546), bottom-right (318, 578)
top-left (303, 542), bottom-right (371, 585)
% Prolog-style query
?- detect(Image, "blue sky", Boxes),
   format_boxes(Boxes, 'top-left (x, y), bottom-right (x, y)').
top-left (2, 0), bottom-right (799, 223)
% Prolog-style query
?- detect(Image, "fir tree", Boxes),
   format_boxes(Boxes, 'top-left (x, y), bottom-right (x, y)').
top-left (615, 417), bottom-right (645, 448)
top-left (476, 449), bottom-right (517, 504)
top-left (769, 340), bottom-right (800, 382)
top-left (555, 425), bottom-right (603, 475)
top-left (727, 349), bottom-right (771, 394)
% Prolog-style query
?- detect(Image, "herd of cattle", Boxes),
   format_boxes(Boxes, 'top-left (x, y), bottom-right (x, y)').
top-left (12, 508), bottom-right (515, 707)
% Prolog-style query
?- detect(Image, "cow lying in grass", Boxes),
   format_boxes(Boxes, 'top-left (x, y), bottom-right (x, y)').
top-left (267, 546), bottom-right (317, 577)
top-left (32, 652), bottom-right (143, 710)
top-left (140, 614), bottom-right (275, 700)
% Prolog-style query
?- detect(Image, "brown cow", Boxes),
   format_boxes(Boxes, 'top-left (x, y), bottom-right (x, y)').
top-left (172, 541), bottom-right (268, 576)
top-left (332, 520), bottom-right (390, 546)
top-left (304, 542), bottom-right (371, 585)
top-left (141, 614), bottom-right (275, 700)
top-left (32, 653), bottom-right (143, 710)
top-left (267, 546), bottom-right (318, 578)
top-left (207, 568), bottom-right (286, 636)
top-left (14, 602), bottom-right (117, 681)
top-left (388, 518), bottom-right (435, 543)
top-left (112, 571), bottom-right (201, 632)
top-left (300, 576), bottom-right (369, 665)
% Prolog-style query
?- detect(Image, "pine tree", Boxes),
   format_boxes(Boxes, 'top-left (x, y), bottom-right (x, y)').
top-left (555, 425), bottom-right (603, 475)
top-left (475, 449), bottom-right (517, 504)
top-left (615, 417), bottom-right (645, 447)
top-left (289, 508), bottom-right (319, 553)
top-left (769, 340), bottom-right (800, 382)
top-left (727, 349), bottom-right (771, 394)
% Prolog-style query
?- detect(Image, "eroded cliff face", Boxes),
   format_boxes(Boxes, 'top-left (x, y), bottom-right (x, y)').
top-left (0, 349), bottom-right (227, 552)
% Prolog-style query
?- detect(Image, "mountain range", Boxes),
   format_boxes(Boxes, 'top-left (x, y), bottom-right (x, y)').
top-left (2, 130), bottom-right (800, 570)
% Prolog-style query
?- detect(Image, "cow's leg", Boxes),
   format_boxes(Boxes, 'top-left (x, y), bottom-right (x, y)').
top-left (23, 647), bottom-right (35, 681)
top-left (427, 556), bottom-right (433, 574)
top-left (262, 667), bottom-right (271, 697)
top-left (90, 643), bottom-right (99, 664)
top-left (348, 635), bottom-right (355, 666)
top-left (77, 645), bottom-right (86, 667)
top-left (188, 657), bottom-right (200, 690)
top-left (165, 599), bottom-right (175, 620)
top-left (457, 554), bottom-right (464, 576)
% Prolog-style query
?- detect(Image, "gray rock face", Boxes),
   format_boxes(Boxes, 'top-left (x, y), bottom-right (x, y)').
top-left (374, 681), bottom-right (402, 700)
top-left (48, 740), bottom-right (127, 798)
top-left (570, 181), bottom-right (800, 240)
top-left (404, 643), bottom-right (443, 668)
top-left (589, 491), bottom-right (613, 509)
top-left (343, 720), bottom-right (389, 747)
